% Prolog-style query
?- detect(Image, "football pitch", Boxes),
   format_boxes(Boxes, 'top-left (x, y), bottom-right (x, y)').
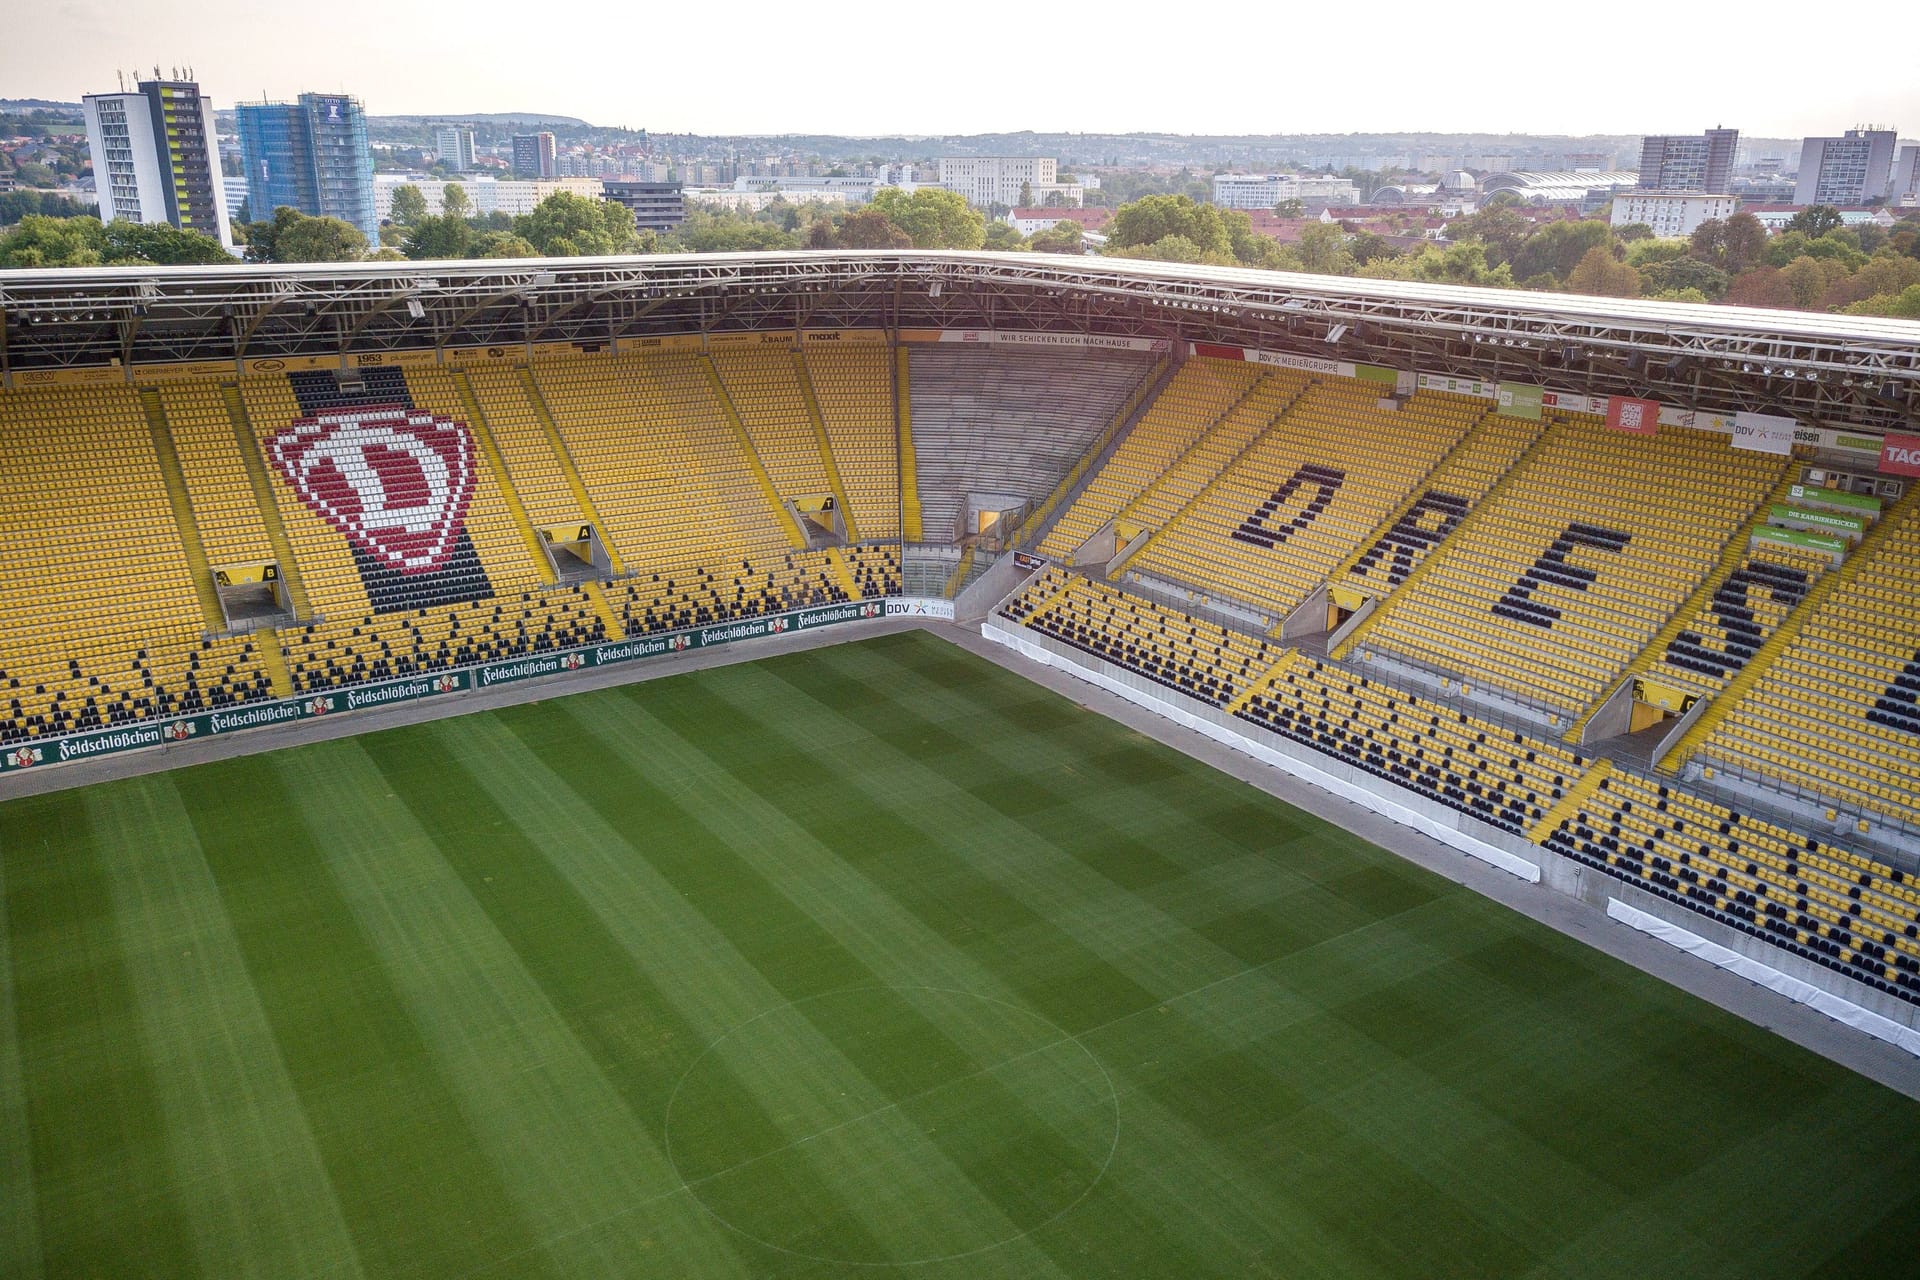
top-left (3, 629), bottom-right (1918, 1279)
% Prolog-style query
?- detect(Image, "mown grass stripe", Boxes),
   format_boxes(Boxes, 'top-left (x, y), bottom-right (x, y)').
top-left (0, 823), bottom-right (44, 1279)
top-left (0, 793), bottom-right (200, 1276)
top-left (272, 739), bottom-right (689, 1276)
top-left (353, 720), bottom-right (779, 1275)
top-left (169, 755), bottom-right (551, 1279)
top-left (81, 777), bottom-right (362, 1279)
top-left (406, 701), bottom-right (910, 1268)
top-left (475, 697), bottom-right (1074, 1272)
top-left (605, 657), bottom-right (1395, 1273)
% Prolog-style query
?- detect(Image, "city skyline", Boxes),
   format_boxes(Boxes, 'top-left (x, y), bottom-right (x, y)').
top-left (5, 0), bottom-right (1916, 140)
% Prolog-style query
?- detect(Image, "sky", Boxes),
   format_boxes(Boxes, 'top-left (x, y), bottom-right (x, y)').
top-left (4, 0), bottom-right (1917, 140)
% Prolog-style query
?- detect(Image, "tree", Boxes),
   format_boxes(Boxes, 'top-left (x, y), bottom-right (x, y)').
top-left (1507, 220), bottom-right (1614, 286)
top-left (102, 220), bottom-right (232, 265)
top-left (0, 189), bottom-right (91, 227)
top-left (1821, 253), bottom-right (1920, 309)
top-left (388, 184), bottom-right (429, 227)
top-left (1347, 231), bottom-right (1398, 267)
top-left (1843, 283), bottom-right (1920, 318)
top-left (983, 220), bottom-right (1029, 251)
top-left (1565, 245), bottom-right (1640, 298)
top-left (1639, 255), bottom-right (1730, 300)
top-left (1442, 205), bottom-right (1531, 266)
top-left (513, 191), bottom-right (637, 256)
top-left (275, 213), bottom-right (368, 262)
top-left (1018, 180), bottom-right (1033, 208)
top-left (1114, 233), bottom-right (1224, 265)
top-left (1786, 205), bottom-right (1843, 237)
top-left (1273, 198), bottom-right (1306, 218)
top-left (0, 214), bottom-right (105, 267)
top-left (1719, 212), bottom-right (1768, 274)
top-left (1614, 222), bottom-right (1654, 243)
top-left (1361, 241), bottom-right (1511, 287)
top-left (1105, 194), bottom-right (1233, 259)
top-left (1724, 266), bottom-right (1796, 308)
top-left (1626, 238), bottom-right (1689, 269)
top-left (869, 187), bottom-right (985, 250)
top-left (441, 183), bottom-right (472, 221)
top-left (836, 207), bottom-right (913, 249)
top-left (669, 210), bottom-right (801, 253)
top-left (1293, 222), bottom-right (1355, 276)
top-left (472, 231), bottom-right (540, 259)
top-left (244, 207), bottom-right (366, 263)
top-left (1778, 254), bottom-right (1850, 308)
top-left (401, 213), bottom-right (472, 260)
top-left (1029, 221), bottom-right (1084, 255)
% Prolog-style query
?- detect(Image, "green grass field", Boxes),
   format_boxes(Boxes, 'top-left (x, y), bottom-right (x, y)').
top-left (3, 629), bottom-right (1918, 1279)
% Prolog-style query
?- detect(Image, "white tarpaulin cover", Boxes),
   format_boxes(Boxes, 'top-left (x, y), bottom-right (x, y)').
top-left (1608, 898), bottom-right (1920, 1058)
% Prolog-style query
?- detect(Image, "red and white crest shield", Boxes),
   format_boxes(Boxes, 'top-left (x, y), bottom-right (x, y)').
top-left (268, 405), bottom-right (477, 575)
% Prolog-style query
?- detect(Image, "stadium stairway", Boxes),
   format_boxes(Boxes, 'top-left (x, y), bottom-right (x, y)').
top-left (895, 345), bottom-right (923, 540)
top-left (1038, 359), bottom-right (1264, 562)
top-left (1528, 757), bottom-right (1615, 842)
top-left (580, 580), bottom-right (626, 640)
top-left (702, 355), bottom-right (810, 550)
top-left (823, 547), bottom-right (864, 600)
top-left (140, 387), bottom-right (225, 632)
top-left (449, 368), bottom-right (557, 586)
top-left (1659, 483), bottom-right (1920, 775)
top-left (791, 351), bottom-right (862, 541)
top-left (1010, 352), bottom-right (1175, 550)
top-left (218, 384), bottom-right (310, 621)
top-left (1322, 403), bottom-right (1510, 590)
top-left (1330, 412), bottom-right (1595, 664)
top-left (1222, 648), bottom-right (1300, 717)
top-left (1564, 460), bottom-right (1805, 743)
top-left (1109, 369), bottom-right (1312, 570)
top-left (256, 635), bottom-right (294, 698)
top-left (941, 544), bottom-right (977, 598)
top-left (515, 365), bottom-right (627, 574)
top-left (1106, 371), bottom-right (1305, 585)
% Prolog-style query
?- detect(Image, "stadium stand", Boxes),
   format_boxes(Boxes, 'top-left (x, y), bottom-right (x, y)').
top-left (1241, 657), bottom-right (1589, 840)
top-left (908, 346), bottom-right (1157, 541)
top-left (1003, 568), bottom-right (1283, 708)
top-left (711, 346), bottom-right (841, 513)
top-left (5, 319), bottom-right (1914, 1021)
top-left (158, 378), bottom-right (276, 570)
top-left (1695, 492), bottom-right (1920, 827)
top-left (1335, 401), bottom-right (1542, 596)
top-left (0, 382), bottom-right (272, 743)
top-left (1544, 770), bottom-right (1920, 999)
top-left (530, 351), bottom-right (795, 569)
top-left (463, 362), bottom-right (587, 530)
top-left (805, 344), bottom-right (900, 539)
top-left (1038, 358), bottom-right (1263, 560)
top-left (1352, 415), bottom-right (1784, 717)
top-left (1124, 383), bottom-right (1486, 618)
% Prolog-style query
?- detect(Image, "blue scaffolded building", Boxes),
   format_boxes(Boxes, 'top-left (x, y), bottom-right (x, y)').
top-left (235, 93), bottom-right (378, 242)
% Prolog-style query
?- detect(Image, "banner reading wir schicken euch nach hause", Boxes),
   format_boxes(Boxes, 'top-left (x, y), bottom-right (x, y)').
top-left (3, 599), bottom-right (896, 773)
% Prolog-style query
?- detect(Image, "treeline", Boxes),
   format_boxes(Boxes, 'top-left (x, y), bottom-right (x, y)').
top-left (1095, 195), bottom-right (1920, 318)
top-left (6, 183), bottom-right (1917, 320)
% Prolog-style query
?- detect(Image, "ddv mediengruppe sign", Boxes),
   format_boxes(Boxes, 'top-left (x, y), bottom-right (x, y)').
top-left (3, 599), bottom-right (902, 773)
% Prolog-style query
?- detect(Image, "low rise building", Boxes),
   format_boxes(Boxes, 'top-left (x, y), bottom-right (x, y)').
top-left (1609, 191), bottom-right (1740, 239)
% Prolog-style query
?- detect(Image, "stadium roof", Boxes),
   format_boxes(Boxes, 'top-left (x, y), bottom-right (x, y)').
top-left (2, 251), bottom-right (1916, 427)
top-left (1480, 172), bottom-right (1642, 203)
